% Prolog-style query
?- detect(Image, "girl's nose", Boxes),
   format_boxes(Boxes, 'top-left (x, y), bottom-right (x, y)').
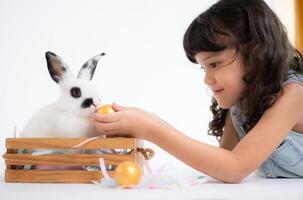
top-left (203, 70), bottom-right (216, 86)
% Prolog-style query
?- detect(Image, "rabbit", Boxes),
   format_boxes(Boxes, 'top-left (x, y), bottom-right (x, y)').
top-left (20, 51), bottom-right (104, 138)
top-left (19, 51), bottom-right (106, 170)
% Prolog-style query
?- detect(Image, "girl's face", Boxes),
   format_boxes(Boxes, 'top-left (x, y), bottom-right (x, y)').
top-left (194, 49), bottom-right (246, 109)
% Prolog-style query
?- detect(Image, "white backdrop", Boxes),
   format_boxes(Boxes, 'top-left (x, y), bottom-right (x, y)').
top-left (0, 0), bottom-right (294, 177)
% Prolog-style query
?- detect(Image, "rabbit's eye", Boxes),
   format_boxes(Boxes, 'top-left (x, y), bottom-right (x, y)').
top-left (70, 87), bottom-right (81, 98)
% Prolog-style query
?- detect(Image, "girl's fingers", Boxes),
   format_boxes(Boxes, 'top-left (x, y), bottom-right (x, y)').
top-left (112, 102), bottom-right (124, 112)
top-left (92, 112), bottom-right (119, 123)
top-left (94, 121), bottom-right (122, 135)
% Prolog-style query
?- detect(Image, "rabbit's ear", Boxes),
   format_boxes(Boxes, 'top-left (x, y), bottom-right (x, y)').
top-left (45, 51), bottom-right (74, 83)
top-left (77, 52), bottom-right (105, 81)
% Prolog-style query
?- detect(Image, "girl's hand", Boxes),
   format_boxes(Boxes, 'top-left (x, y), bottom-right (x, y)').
top-left (91, 103), bottom-right (163, 140)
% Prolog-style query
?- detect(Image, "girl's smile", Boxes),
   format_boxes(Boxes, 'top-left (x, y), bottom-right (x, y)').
top-left (213, 88), bottom-right (224, 96)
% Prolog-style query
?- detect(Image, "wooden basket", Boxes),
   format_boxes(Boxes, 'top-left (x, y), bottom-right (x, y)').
top-left (3, 137), bottom-right (145, 183)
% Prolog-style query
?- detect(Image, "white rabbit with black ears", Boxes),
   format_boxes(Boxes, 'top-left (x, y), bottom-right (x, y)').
top-left (20, 51), bottom-right (105, 138)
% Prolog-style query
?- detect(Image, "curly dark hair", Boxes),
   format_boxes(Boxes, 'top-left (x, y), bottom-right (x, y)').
top-left (183, 0), bottom-right (303, 141)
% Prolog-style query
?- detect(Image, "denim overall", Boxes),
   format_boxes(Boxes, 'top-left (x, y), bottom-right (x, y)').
top-left (230, 70), bottom-right (303, 178)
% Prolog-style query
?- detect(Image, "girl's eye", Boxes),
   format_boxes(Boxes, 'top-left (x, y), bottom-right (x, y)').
top-left (209, 63), bottom-right (218, 69)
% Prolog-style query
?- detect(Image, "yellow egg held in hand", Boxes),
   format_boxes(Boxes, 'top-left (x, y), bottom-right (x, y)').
top-left (114, 161), bottom-right (142, 187)
top-left (97, 104), bottom-right (115, 114)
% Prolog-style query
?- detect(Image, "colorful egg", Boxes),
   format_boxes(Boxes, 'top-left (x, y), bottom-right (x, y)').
top-left (97, 104), bottom-right (115, 114)
top-left (114, 161), bottom-right (142, 187)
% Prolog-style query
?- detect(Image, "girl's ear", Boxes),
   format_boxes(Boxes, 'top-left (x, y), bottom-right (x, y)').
top-left (77, 52), bottom-right (105, 81)
top-left (45, 51), bottom-right (74, 83)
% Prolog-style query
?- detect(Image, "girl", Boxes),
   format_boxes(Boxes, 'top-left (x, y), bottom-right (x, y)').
top-left (91, 0), bottom-right (303, 183)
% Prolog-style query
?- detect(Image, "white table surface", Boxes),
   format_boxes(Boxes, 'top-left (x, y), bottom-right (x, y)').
top-left (1, 173), bottom-right (303, 200)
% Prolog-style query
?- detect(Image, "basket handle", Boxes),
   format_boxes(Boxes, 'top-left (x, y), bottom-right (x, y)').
top-left (136, 148), bottom-right (154, 160)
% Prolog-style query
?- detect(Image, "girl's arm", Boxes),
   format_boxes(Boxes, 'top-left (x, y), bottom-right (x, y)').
top-left (219, 110), bottom-right (239, 150)
top-left (92, 83), bottom-right (303, 182)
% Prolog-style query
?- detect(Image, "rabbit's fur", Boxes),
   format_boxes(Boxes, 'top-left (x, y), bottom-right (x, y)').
top-left (20, 51), bottom-right (104, 138)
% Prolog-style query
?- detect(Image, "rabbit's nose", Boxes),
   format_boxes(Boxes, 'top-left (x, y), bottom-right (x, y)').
top-left (81, 98), bottom-right (94, 109)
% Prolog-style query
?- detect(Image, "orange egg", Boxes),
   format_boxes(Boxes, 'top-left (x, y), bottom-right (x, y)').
top-left (114, 161), bottom-right (142, 187)
top-left (97, 104), bottom-right (115, 114)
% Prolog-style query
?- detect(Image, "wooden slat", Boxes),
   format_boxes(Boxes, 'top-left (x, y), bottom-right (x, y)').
top-left (4, 153), bottom-right (134, 166)
top-left (5, 169), bottom-right (114, 183)
top-left (6, 149), bottom-right (16, 170)
top-left (6, 138), bottom-right (137, 149)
